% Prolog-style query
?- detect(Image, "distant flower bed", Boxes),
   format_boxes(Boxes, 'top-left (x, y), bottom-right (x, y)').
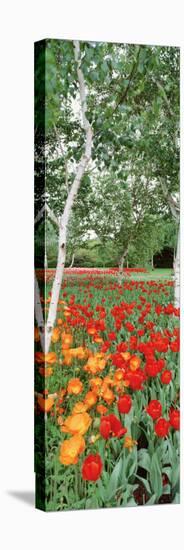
top-left (36, 267), bottom-right (148, 282)
top-left (65, 267), bottom-right (148, 275)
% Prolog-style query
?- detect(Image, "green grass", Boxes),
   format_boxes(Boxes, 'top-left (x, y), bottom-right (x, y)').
top-left (127, 268), bottom-right (173, 281)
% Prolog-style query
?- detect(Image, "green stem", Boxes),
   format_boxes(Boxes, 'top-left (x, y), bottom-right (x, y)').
top-left (53, 453), bottom-right (58, 509)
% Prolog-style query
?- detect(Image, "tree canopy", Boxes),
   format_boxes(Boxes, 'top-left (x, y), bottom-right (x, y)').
top-left (35, 39), bottom-right (179, 268)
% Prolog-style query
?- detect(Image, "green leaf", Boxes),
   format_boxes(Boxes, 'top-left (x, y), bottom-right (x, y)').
top-left (150, 453), bottom-right (163, 499)
top-left (107, 457), bottom-right (123, 500)
top-left (145, 494), bottom-right (157, 505)
top-left (136, 475), bottom-right (152, 495)
top-left (171, 462), bottom-right (180, 488)
top-left (172, 492), bottom-right (180, 504)
top-left (138, 449), bottom-right (151, 472)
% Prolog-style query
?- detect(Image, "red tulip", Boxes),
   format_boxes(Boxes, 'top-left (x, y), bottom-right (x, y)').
top-left (169, 408), bottom-right (180, 430)
top-left (126, 369), bottom-right (145, 390)
top-left (118, 394), bottom-right (132, 414)
top-left (155, 418), bottom-right (170, 438)
top-left (82, 454), bottom-right (103, 481)
top-left (161, 370), bottom-right (172, 385)
top-left (99, 417), bottom-right (111, 439)
top-left (100, 414), bottom-right (127, 439)
top-left (146, 400), bottom-right (162, 420)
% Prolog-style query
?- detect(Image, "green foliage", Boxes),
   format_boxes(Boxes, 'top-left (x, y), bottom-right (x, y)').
top-left (35, 40), bottom-right (179, 268)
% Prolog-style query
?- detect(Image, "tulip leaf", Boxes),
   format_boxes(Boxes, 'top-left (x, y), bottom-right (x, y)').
top-left (145, 494), bottom-right (157, 505)
top-left (106, 457), bottom-right (123, 500)
top-left (150, 452), bottom-right (163, 499)
top-left (171, 462), bottom-right (180, 488)
top-left (138, 449), bottom-right (151, 471)
top-left (136, 474), bottom-right (152, 496)
top-left (172, 492), bottom-right (180, 504)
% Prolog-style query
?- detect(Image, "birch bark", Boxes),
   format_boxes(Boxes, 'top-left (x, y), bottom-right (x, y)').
top-left (34, 40), bottom-right (93, 353)
top-left (118, 246), bottom-right (129, 283)
top-left (160, 179), bottom-right (179, 308)
top-left (69, 253), bottom-right (75, 268)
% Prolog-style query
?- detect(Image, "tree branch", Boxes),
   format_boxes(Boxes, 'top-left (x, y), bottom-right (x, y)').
top-left (115, 46), bottom-right (142, 111)
top-left (74, 40), bottom-right (90, 131)
top-left (45, 204), bottom-right (59, 227)
top-left (152, 76), bottom-right (174, 117)
top-left (160, 179), bottom-right (179, 221)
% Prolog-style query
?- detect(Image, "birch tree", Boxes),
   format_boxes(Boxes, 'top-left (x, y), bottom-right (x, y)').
top-left (35, 40), bottom-right (93, 353)
top-left (34, 40), bottom-right (180, 331)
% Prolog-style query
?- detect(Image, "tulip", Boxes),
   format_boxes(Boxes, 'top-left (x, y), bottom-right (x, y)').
top-left (82, 454), bottom-right (103, 481)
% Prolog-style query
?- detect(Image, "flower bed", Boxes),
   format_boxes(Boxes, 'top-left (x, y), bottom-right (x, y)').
top-left (35, 273), bottom-right (180, 511)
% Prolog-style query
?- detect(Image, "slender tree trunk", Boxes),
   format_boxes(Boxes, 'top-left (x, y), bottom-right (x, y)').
top-left (69, 253), bottom-right (75, 268)
top-left (151, 254), bottom-right (154, 270)
top-left (174, 228), bottom-right (180, 309)
top-left (118, 246), bottom-right (129, 283)
top-left (34, 40), bottom-right (93, 354)
top-left (34, 271), bottom-right (45, 350)
top-left (159, 180), bottom-right (179, 308)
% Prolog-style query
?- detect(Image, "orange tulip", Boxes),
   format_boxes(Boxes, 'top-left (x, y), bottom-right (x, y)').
top-left (59, 434), bottom-right (85, 465)
top-left (35, 352), bottom-right (57, 365)
top-left (61, 332), bottom-right (73, 350)
top-left (84, 353), bottom-right (107, 375)
top-left (38, 367), bottom-right (53, 377)
top-left (121, 352), bottom-right (131, 362)
top-left (103, 375), bottom-right (114, 387)
top-left (63, 307), bottom-right (71, 318)
top-left (37, 396), bottom-right (55, 412)
top-left (84, 391), bottom-right (97, 409)
top-left (101, 386), bottom-right (115, 405)
top-left (96, 404), bottom-right (108, 415)
top-left (67, 378), bottom-right (83, 395)
top-left (74, 347), bottom-right (89, 360)
top-left (89, 377), bottom-right (103, 392)
top-left (114, 370), bottom-right (124, 383)
top-left (57, 318), bottom-right (63, 326)
top-left (45, 352), bottom-right (57, 364)
top-left (61, 412), bottom-right (92, 436)
top-left (129, 355), bottom-right (141, 371)
top-left (34, 327), bottom-right (40, 342)
top-left (113, 369), bottom-right (130, 391)
top-left (62, 350), bottom-right (73, 366)
top-left (93, 335), bottom-right (104, 344)
top-left (87, 327), bottom-right (97, 336)
top-left (51, 327), bottom-right (61, 343)
top-left (72, 402), bottom-right (88, 414)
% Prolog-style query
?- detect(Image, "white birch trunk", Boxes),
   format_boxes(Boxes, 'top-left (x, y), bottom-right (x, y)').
top-left (160, 180), bottom-right (180, 309)
top-left (34, 40), bottom-right (93, 354)
top-left (174, 228), bottom-right (180, 308)
top-left (34, 271), bottom-right (45, 350)
top-left (118, 247), bottom-right (129, 283)
top-left (69, 253), bottom-right (75, 268)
